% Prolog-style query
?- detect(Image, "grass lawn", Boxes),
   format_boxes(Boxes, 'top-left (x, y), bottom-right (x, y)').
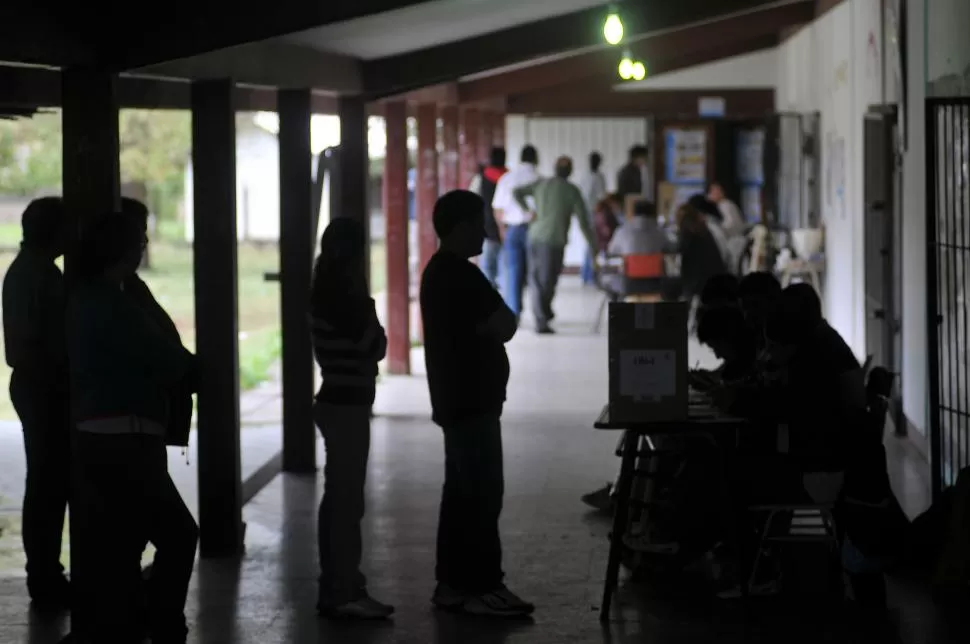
top-left (0, 223), bottom-right (388, 420)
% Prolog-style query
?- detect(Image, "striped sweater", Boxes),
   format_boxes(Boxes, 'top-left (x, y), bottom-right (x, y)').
top-left (309, 291), bottom-right (386, 406)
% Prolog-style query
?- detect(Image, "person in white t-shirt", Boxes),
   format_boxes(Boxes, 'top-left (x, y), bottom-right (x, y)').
top-left (578, 152), bottom-right (608, 285)
top-left (708, 182), bottom-right (746, 239)
top-left (491, 145), bottom-right (540, 319)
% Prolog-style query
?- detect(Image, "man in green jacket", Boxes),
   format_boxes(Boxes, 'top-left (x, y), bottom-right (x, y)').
top-left (513, 156), bottom-right (596, 333)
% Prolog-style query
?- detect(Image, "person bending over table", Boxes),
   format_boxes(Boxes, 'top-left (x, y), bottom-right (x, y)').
top-left (708, 283), bottom-right (865, 598)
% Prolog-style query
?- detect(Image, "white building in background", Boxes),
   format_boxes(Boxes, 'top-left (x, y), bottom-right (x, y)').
top-left (183, 114), bottom-right (390, 243)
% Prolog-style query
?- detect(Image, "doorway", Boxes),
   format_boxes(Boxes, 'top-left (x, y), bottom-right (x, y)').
top-left (862, 105), bottom-right (903, 435)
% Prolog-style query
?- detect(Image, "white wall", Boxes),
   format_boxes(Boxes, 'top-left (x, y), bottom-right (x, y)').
top-left (184, 130), bottom-right (329, 243)
top-left (776, 0), bottom-right (882, 361)
top-left (776, 0), bottom-right (929, 437)
top-left (619, 49), bottom-right (777, 91)
top-left (505, 116), bottom-right (650, 266)
top-left (901, 0), bottom-right (927, 435)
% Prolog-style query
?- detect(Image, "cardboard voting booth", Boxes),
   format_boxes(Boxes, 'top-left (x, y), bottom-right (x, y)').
top-left (608, 301), bottom-right (689, 422)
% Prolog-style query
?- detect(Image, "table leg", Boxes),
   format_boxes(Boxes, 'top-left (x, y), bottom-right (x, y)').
top-left (601, 429), bottom-right (638, 622)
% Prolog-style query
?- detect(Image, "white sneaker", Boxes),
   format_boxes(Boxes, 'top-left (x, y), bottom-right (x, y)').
top-left (323, 595), bottom-right (395, 620)
top-left (461, 591), bottom-right (531, 618)
top-left (492, 586), bottom-right (535, 614)
top-left (432, 583), bottom-right (466, 610)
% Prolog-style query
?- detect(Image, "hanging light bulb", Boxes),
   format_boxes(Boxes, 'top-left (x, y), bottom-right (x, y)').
top-left (631, 61), bottom-right (647, 81)
top-left (603, 11), bottom-right (624, 46)
top-left (618, 56), bottom-right (634, 80)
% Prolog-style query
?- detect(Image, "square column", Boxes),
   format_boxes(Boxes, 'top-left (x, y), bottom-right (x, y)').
top-left (439, 105), bottom-right (459, 194)
top-left (383, 101), bottom-right (411, 375)
top-left (61, 66), bottom-right (122, 638)
top-left (459, 107), bottom-right (481, 190)
top-left (61, 68), bottom-right (121, 267)
top-left (191, 79), bottom-right (244, 558)
top-left (477, 111), bottom-right (492, 167)
top-left (337, 97), bottom-right (371, 287)
top-left (278, 88), bottom-right (316, 474)
top-left (490, 112), bottom-right (507, 149)
top-left (416, 103), bottom-right (439, 278)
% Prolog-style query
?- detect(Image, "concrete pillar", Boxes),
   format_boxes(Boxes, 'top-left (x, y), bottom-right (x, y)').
top-left (491, 112), bottom-right (507, 149)
top-left (439, 105), bottom-right (460, 195)
top-left (191, 79), bottom-right (244, 558)
top-left (459, 107), bottom-right (481, 190)
top-left (61, 66), bottom-right (121, 638)
top-left (337, 96), bottom-right (371, 287)
top-left (383, 101), bottom-right (410, 375)
top-left (61, 69), bottom-right (121, 272)
top-left (278, 88), bottom-right (316, 474)
top-left (477, 111), bottom-right (492, 166)
top-left (416, 104), bottom-right (439, 279)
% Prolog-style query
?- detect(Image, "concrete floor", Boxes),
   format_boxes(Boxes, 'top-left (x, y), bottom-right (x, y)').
top-left (0, 278), bottom-right (960, 643)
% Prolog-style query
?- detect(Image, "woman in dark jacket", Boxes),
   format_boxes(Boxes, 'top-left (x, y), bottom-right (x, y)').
top-left (67, 212), bottom-right (198, 644)
top-left (309, 217), bottom-right (392, 620)
top-left (676, 202), bottom-right (728, 301)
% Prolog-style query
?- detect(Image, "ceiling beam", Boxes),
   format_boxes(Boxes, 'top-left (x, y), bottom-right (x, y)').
top-left (95, 0), bottom-right (431, 71)
top-left (456, 2), bottom-right (797, 104)
top-left (0, 65), bottom-right (340, 113)
top-left (506, 86), bottom-right (775, 118)
top-left (134, 42), bottom-right (363, 94)
top-left (362, 0), bottom-right (803, 99)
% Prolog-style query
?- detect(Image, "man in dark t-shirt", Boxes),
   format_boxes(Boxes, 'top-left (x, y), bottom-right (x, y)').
top-left (616, 144), bottom-right (648, 213)
top-left (420, 190), bottom-right (533, 618)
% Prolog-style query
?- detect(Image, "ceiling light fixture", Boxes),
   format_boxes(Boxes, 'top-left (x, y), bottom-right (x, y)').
top-left (603, 8), bottom-right (624, 46)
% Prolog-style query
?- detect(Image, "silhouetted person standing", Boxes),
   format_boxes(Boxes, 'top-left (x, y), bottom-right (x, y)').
top-left (514, 156), bottom-right (595, 334)
top-left (310, 217), bottom-right (393, 620)
top-left (67, 212), bottom-right (198, 644)
top-left (1, 197), bottom-right (70, 609)
top-left (420, 190), bottom-right (533, 617)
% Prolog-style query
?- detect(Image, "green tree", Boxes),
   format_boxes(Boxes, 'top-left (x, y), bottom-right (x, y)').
top-left (0, 112), bottom-right (62, 195)
top-left (119, 109), bottom-right (191, 222)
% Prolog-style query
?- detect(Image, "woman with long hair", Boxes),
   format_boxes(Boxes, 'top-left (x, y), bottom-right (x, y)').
top-left (676, 202), bottom-right (728, 301)
top-left (309, 217), bottom-right (393, 620)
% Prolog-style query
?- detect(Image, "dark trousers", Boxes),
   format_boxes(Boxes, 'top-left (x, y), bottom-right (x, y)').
top-left (436, 414), bottom-right (505, 594)
top-left (315, 402), bottom-right (370, 606)
top-left (528, 242), bottom-right (565, 329)
top-left (74, 432), bottom-right (198, 642)
top-left (9, 370), bottom-right (69, 593)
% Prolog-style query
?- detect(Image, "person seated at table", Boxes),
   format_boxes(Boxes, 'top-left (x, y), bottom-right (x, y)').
top-left (698, 273), bottom-right (740, 310)
top-left (601, 200), bottom-right (669, 294)
top-left (696, 305), bottom-right (759, 385)
top-left (675, 202), bottom-right (728, 303)
top-left (591, 198), bottom-right (620, 256)
top-left (737, 271), bottom-right (782, 342)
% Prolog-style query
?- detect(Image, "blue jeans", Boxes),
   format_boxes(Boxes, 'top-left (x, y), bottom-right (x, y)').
top-left (479, 239), bottom-right (501, 288)
top-left (502, 224), bottom-right (529, 317)
top-left (580, 247), bottom-right (595, 285)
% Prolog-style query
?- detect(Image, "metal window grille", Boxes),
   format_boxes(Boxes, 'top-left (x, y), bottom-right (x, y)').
top-left (925, 98), bottom-right (970, 498)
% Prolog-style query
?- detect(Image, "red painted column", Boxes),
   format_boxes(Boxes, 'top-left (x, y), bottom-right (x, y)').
top-left (459, 107), bottom-right (480, 190)
top-left (477, 111), bottom-right (492, 165)
top-left (416, 104), bottom-right (439, 276)
top-left (439, 105), bottom-right (459, 194)
top-left (383, 101), bottom-right (411, 375)
top-left (491, 112), bottom-right (507, 149)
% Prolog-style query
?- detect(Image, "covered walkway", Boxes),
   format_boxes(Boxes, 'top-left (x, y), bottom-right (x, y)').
top-left (1, 279), bottom-right (961, 643)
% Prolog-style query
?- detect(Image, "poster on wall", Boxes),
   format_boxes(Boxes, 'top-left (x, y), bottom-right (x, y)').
top-left (664, 128), bottom-right (707, 183)
top-left (736, 129), bottom-right (765, 185)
